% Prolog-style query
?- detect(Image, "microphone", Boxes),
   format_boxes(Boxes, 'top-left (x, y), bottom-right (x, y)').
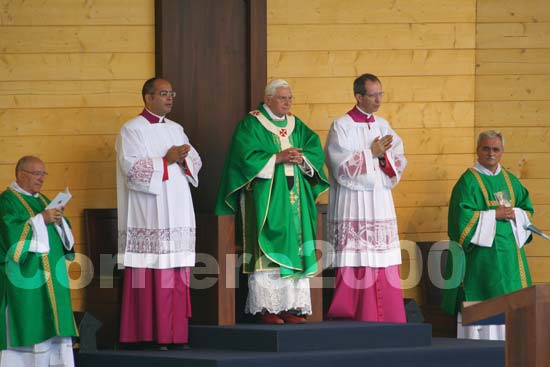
top-left (524, 223), bottom-right (550, 240)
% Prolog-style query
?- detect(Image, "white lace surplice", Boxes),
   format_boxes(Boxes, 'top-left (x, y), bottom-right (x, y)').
top-left (326, 114), bottom-right (407, 268)
top-left (116, 116), bottom-right (202, 269)
top-left (245, 270), bottom-right (312, 315)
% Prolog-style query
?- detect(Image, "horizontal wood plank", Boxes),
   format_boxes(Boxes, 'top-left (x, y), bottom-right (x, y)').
top-left (41, 188), bottom-right (117, 217)
top-left (268, 50), bottom-right (475, 77)
top-left (476, 76), bottom-right (550, 101)
top-left (293, 101), bottom-right (474, 131)
top-left (524, 236), bottom-right (550, 257)
top-left (400, 154), bottom-right (475, 181)
top-left (285, 76), bottom-right (475, 104)
top-left (0, 107), bottom-right (138, 136)
top-left (477, 23), bottom-right (550, 49)
top-left (393, 180), bottom-right (456, 207)
top-left (0, 53), bottom-right (154, 81)
top-left (0, 26), bottom-right (154, 53)
top-left (0, 162), bottom-right (116, 191)
top-left (0, 80), bottom-right (144, 108)
top-left (0, 135), bottom-right (116, 163)
top-left (526, 257), bottom-right (550, 283)
top-left (268, 0), bottom-right (475, 24)
top-left (396, 206), bottom-right (449, 233)
top-left (501, 156), bottom-right (550, 180)
top-left (475, 101), bottom-right (550, 127)
top-left (268, 24), bottom-right (475, 51)
top-left (476, 49), bottom-right (550, 75)
top-left (477, 0), bottom-right (550, 23)
top-left (0, 0), bottom-right (154, 25)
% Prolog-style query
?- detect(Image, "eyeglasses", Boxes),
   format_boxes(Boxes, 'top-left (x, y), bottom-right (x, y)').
top-left (22, 170), bottom-right (48, 177)
top-left (153, 90), bottom-right (176, 98)
top-left (365, 92), bottom-right (385, 99)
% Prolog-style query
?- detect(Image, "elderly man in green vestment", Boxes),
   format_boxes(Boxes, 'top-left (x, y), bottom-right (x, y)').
top-left (216, 79), bottom-right (329, 324)
top-left (0, 156), bottom-right (77, 367)
top-left (441, 131), bottom-right (534, 340)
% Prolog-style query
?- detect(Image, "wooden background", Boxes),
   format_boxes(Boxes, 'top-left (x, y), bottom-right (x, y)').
top-left (1, 0), bottom-right (549, 310)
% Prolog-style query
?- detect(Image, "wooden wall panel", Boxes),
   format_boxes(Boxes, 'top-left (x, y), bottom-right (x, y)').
top-left (477, 24), bottom-right (550, 49)
top-left (269, 24), bottom-right (475, 51)
top-left (477, 0), bottom-right (550, 22)
top-left (268, 0), bottom-right (475, 24)
top-left (476, 101), bottom-right (550, 127)
top-left (293, 102), bottom-right (474, 131)
top-left (0, 108), bottom-right (137, 136)
top-left (0, 0), bottom-right (154, 25)
top-left (0, 80), bottom-right (143, 108)
top-left (268, 50), bottom-right (475, 77)
top-left (476, 0), bottom-right (550, 286)
top-left (0, 54), bottom-right (153, 81)
top-left (476, 50), bottom-right (550, 75)
top-left (287, 76), bottom-right (475, 104)
top-left (1, 1), bottom-right (154, 312)
top-left (475, 76), bottom-right (550, 101)
top-left (0, 26), bottom-right (154, 53)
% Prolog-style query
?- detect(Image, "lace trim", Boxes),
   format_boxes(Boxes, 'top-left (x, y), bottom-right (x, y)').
top-left (127, 158), bottom-right (154, 190)
top-left (330, 219), bottom-right (400, 252)
top-left (119, 227), bottom-right (195, 254)
top-left (245, 270), bottom-right (312, 315)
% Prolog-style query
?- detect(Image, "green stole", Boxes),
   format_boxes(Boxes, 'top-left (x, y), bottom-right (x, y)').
top-left (441, 168), bottom-right (533, 315)
top-left (215, 105), bottom-right (329, 278)
top-left (0, 188), bottom-right (77, 348)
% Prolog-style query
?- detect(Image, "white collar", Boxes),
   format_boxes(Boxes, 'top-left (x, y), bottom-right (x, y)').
top-left (474, 161), bottom-right (501, 176)
top-left (262, 103), bottom-right (286, 121)
top-left (355, 105), bottom-right (374, 118)
top-left (10, 181), bottom-right (40, 197)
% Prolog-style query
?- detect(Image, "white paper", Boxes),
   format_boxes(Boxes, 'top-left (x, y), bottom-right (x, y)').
top-left (46, 187), bottom-right (72, 209)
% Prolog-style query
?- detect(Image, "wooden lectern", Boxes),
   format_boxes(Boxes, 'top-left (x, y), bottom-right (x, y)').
top-left (462, 285), bottom-right (550, 367)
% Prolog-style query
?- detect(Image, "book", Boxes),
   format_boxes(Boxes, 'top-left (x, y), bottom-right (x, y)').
top-left (46, 187), bottom-right (72, 210)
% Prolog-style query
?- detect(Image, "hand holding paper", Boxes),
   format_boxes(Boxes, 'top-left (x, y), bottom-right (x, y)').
top-left (46, 187), bottom-right (72, 210)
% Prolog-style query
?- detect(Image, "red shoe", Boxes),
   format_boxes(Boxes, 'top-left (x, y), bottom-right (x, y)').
top-left (260, 313), bottom-right (284, 324)
top-left (279, 311), bottom-right (306, 324)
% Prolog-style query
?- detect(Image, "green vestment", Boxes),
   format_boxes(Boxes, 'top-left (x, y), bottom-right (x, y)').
top-left (0, 188), bottom-right (77, 349)
top-left (441, 168), bottom-right (533, 315)
top-left (215, 105), bottom-right (329, 278)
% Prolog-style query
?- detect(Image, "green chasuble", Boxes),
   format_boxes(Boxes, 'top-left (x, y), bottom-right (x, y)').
top-left (0, 188), bottom-right (77, 349)
top-left (215, 105), bottom-right (329, 278)
top-left (441, 168), bottom-right (533, 315)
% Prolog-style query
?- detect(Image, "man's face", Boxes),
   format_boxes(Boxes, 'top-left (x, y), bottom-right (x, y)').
top-left (17, 159), bottom-right (47, 195)
top-left (265, 87), bottom-right (293, 117)
top-left (355, 80), bottom-right (383, 114)
top-left (145, 79), bottom-right (174, 116)
top-left (477, 136), bottom-right (504, 173)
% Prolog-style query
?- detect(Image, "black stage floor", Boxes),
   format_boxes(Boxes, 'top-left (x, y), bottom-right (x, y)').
top-left (77, 321), bottom-right (504, 367)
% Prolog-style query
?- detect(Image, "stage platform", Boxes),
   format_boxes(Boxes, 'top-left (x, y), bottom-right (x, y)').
top-left (77, 321), bottom-right (504, 367)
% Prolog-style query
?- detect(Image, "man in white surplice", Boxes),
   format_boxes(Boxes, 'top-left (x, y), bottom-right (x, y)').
top-left (325, 73), bottom-right (407, 322)
top-left (116, 78), bottom-right (201, 347)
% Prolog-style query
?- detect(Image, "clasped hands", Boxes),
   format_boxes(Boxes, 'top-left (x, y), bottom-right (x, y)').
top-left (496, 206), bottom-right (515, 221)
top-left (42, 207), bottom-right (64, 225)
top-left (276, 148), bottom-right (304, 165)
top-left (165, 144), bottom-right (191, 165)
top-left (371, 134), bottom-right (393, 158)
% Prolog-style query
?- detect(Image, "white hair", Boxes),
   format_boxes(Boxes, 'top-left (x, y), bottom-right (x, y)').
top-left (265, 79), bottom-right (291, 96)
top-left (477, 130), bottom-right (505, 148)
